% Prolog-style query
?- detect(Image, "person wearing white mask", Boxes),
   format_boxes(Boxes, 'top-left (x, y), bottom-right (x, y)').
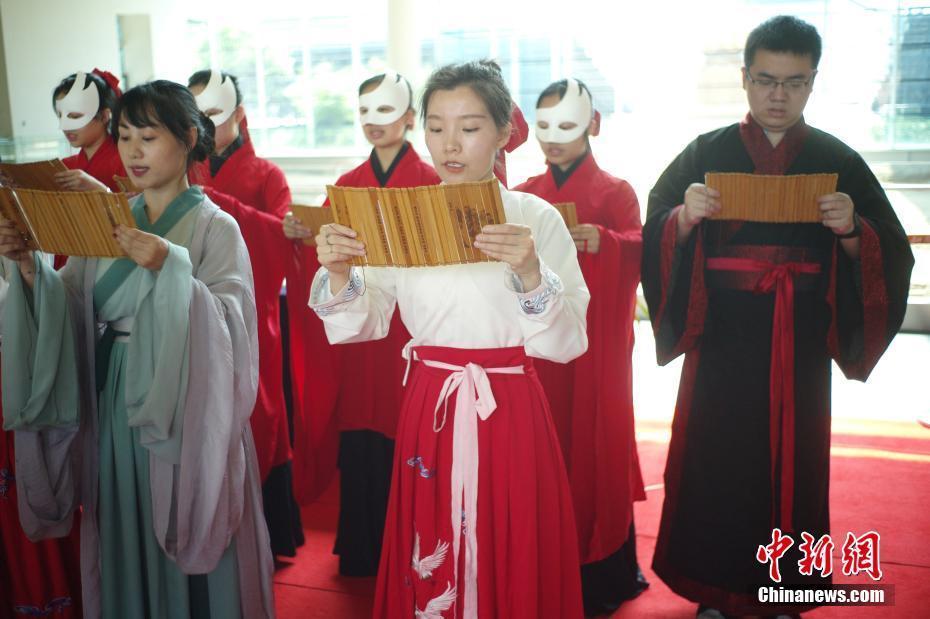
top-left (515, 77), bottom-right (649, 616)
top-left (52, 69), bottom-right (126, 193)
top-left (282, 70), bottom-right (441, 577)
top-left (187, 69), bottom-right (302, 561)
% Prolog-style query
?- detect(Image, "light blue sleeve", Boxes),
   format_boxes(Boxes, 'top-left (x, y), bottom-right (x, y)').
top-left (1, 254), bottom-right (80, 431)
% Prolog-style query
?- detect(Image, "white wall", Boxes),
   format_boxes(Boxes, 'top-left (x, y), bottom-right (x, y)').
top-left (118, 14), bottom-right (155, 89)
top-left (0, 0), bottom-right (197, 139)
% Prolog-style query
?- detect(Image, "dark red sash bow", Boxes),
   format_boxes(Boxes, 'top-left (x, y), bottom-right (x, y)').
top-left (706, 257), bottom-right (821, 531)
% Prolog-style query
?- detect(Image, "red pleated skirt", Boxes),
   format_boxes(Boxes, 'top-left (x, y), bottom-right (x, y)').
top-left (372, 346), bottom-right (583, 619)
top-left (0, 429), bottom-right (82, 619)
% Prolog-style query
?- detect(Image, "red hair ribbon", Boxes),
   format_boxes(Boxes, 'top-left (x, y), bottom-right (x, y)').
top-left (92, 68), bottom-right (122, 98)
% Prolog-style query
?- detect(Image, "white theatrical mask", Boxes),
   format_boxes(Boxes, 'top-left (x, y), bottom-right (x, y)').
top-left (56, 72), bottom-right (100, 131)
top-left (194, 70), bottom-right (238, 126)
top-left (359, 71), bottom-right (410, 126)
top-left (534, 78), bottom-right (593, 144)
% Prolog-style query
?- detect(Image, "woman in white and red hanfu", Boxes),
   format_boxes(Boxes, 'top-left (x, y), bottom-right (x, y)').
top-left (311, 60), bottom-right (589, 619)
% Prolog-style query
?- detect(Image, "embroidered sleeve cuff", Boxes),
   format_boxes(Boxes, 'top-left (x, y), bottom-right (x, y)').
top-left (310, 268), bottom-right (365, 316)
top-left (507, 259), bottom-right (564, 316)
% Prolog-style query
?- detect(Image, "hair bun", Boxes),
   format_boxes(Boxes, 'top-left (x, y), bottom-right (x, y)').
top-left (198, 109), bottom-right (214, 127)
top-left (191, 110), bottom-right (216, 163)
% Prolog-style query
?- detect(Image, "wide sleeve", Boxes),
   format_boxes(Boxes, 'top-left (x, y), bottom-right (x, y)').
top-left (260, 163), bottom-right (293, 219)
top-left (512, 201), bottom-right (590, 363)
top-left (641, 138), bottom-right (709, 365)
top-left (204, 185), bottom-right (288, 238)
top-left (590, 181), bottom-right (643, 282)
top-left (203, 185), bottom-right (288, 312)
top-left (828, 151), bottom-right (914, 381)
top-left (308, 265), bottom-right (398, 344)
top-left (147, 210), bottom-right (262, 576)
top-left (2, 254), bottom-right (81, 431)
top-left (2, 254), bottom-right (87, 540)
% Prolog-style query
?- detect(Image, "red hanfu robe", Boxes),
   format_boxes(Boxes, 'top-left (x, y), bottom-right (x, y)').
top-left (514, 152), bottom-right (646, 565)
top-left (62, 137), bottom-right (125, 193)
top-left (641, 114), bottom-right (913, 615)
top-left (191, 134), bottom-right (292, 483)
top-left (288, 242), bottom-right (341, 504)
top-left (290, 144), bottom-right (440, 505)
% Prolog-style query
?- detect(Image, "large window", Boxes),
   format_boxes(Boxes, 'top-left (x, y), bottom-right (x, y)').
top-left (186, 2), bottom-right (929, 175)
top-left (184, 7), bottom-right (388, 155)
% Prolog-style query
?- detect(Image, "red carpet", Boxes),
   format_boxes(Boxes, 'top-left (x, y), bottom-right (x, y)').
top-left (274, 417), bottom-right (930, 618)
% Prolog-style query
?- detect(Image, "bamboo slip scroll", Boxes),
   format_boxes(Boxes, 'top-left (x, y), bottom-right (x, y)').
top-left (704, 172), bottom-right (838, 223)
top-left (552, 202), bottom-right (578, 229)
top-left (290, 204), bottom-right (334, 247)
top-left (0, 159), bottom-right (69, 191)
top-left (0, 187), bottom-right (135, 257)
top-left (113, 175), bottom-right (142, 195)
top-left (325, 178), bottom-right (507, 267)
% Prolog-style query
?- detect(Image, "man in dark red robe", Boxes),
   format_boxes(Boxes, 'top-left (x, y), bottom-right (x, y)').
top-left (642, 16), bottom-right (913, 617)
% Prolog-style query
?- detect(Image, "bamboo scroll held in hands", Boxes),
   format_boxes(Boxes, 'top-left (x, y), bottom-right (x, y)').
top-left (290, 204), bottom-right (334, 246)
top-left (552, 202), bottom-right (578, 229)
top-left (705, 172), bottom-right (838, 223)
top-left (113, 175), bottom-right (142, 195)
top-left (0, 187), bottom-right (135, 257)
top-left (325, 178), bottom-right (507, 267)
top-left (0, 159), bottom-right (69, 191)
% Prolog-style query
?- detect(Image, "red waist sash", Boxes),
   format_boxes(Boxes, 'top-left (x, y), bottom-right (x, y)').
top-left (706, 256), bottom-right (822, 531)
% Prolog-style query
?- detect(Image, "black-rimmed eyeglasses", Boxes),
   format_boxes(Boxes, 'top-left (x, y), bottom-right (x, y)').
top-left (745, 69), bottom-right (817, 94)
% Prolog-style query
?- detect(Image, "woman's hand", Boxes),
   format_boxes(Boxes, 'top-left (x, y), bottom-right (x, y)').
top-left (570, 223), bottom-right (600, 253)
top-left (114, 225), bottom-right (169, 271)
top-left (475, 223), bottom-right (542, 290)
top-left (316, 223), bottom-right (364, 293)
top-left (283, 211), bottom-right (313, 241)
top-left (0, 218), bottom-right (36, 287)
top-left (55, 169), bottom-right (109, 192)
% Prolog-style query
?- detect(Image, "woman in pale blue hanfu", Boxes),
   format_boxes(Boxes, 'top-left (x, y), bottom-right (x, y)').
top-left (0, 81), bottom-right (275, 618)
